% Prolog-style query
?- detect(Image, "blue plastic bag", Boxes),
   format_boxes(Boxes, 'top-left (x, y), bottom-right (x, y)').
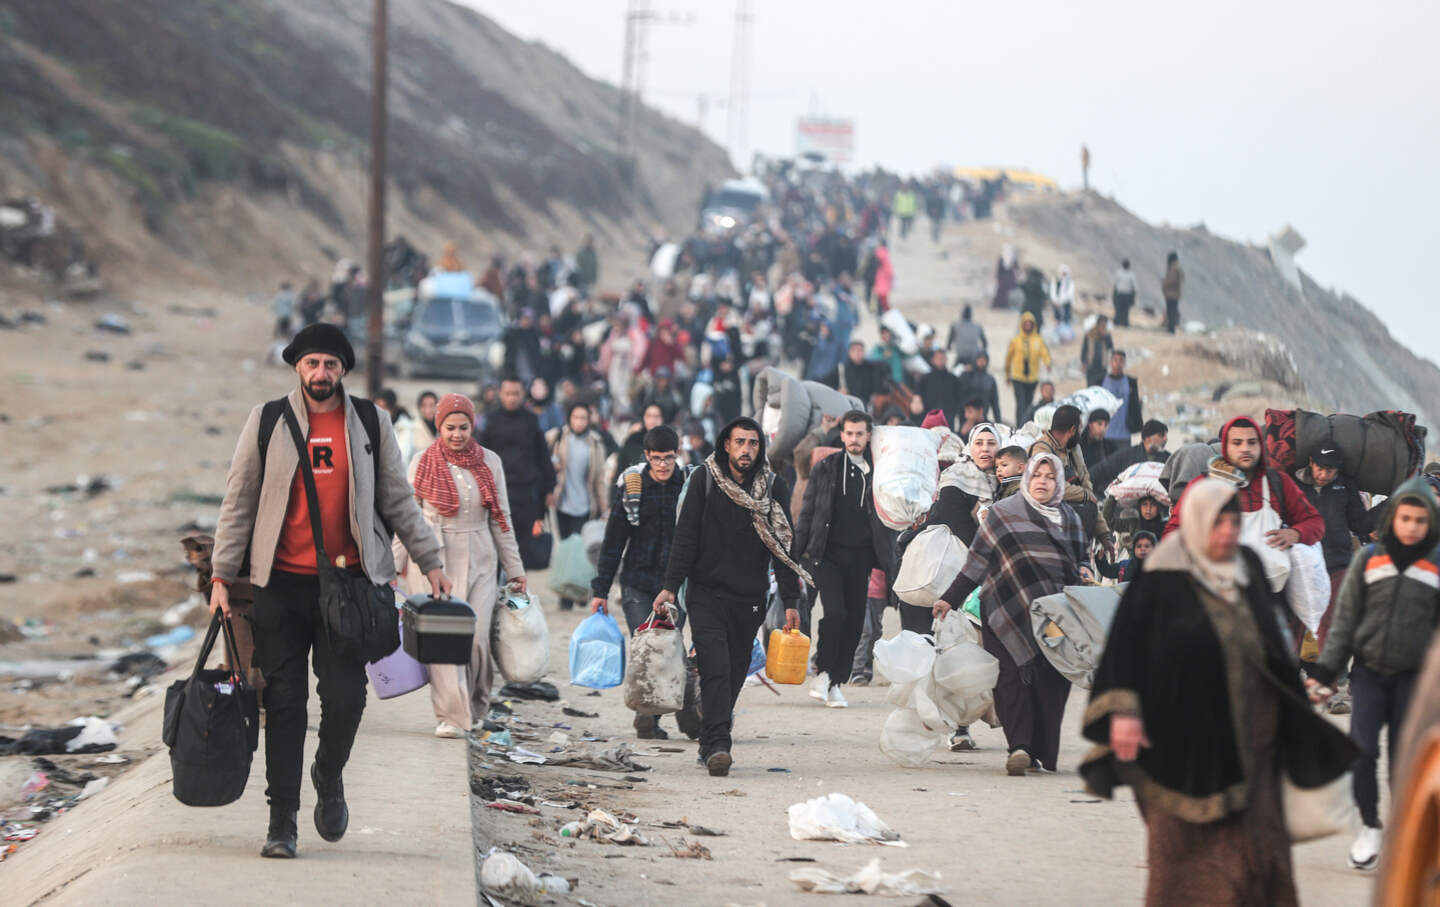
top-left (569, 611), bottom-right (626, 689)
top-left (748, 637), bottom-right (766, 676)
top-left (549, 533), bottom-right (596, 602)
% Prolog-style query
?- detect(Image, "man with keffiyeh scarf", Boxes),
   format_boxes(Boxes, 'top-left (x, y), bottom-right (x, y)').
top-left (657, 417), bottom-right (810, 777)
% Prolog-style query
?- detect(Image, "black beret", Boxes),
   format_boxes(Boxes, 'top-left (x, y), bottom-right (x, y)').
top-left (282, 323), bottom-right (355, 371)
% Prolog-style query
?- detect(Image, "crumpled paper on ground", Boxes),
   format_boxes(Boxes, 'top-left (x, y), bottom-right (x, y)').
top-left (569, 809), bottom-right (650, 846)
top-left (790, 858), bottom-right (946, 895)
top-left (787, 793), bottom-right (904, 845)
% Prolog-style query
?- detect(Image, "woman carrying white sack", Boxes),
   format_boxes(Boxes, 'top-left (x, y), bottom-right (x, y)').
top-left (397, 393), bottom-right (526, 738)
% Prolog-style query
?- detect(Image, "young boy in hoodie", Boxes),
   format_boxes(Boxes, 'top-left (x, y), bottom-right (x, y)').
top-left (1307, 478), bottom-right (1440, 871)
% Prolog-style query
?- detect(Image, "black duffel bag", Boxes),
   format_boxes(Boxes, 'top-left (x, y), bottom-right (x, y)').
top-left (163, 614), bottom-right (260, 806)
top-left (281, 401), bottom-right (400, 663)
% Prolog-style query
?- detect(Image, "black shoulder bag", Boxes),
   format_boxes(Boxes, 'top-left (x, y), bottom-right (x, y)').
top-left (281, 400), bottom-right (399, 663)
top-left (163, 613), bottom-right (260, 806)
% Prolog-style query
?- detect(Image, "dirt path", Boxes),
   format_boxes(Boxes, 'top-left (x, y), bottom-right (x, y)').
top-left (4, 648), bottom-right (473, 906)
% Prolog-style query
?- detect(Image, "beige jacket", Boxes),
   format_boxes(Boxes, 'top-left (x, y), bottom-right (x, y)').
top-left (212, 386), bottom-right (444, 588)
top-left (549, 428), bottom-right (608, 519)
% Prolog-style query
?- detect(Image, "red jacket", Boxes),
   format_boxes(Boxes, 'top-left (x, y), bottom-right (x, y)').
top-left (1163, 416), bottom-right (1324, 545)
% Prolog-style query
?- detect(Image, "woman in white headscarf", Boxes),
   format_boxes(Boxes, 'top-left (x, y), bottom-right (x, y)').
top-left (1079, 479), bottom-right (1357, 906)
top-left (934, 453), bottom-right (1089, 774)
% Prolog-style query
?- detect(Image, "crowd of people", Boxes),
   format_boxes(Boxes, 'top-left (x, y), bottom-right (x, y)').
top-left (211, 164), bottom-right (1436, 905)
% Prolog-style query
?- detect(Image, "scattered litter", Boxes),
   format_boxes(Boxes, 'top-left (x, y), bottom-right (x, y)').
top-left (480, 730), bottom-right (513, 747)
top-left (0, 718), bottom-right (117, 756)
top-left (485, 799), bottom-right (540, 815)
top-left (143, 625), bottom-right (194, 647)
top-left (45, 475), bottom-right (113, 498)
top-left (76, 778), bottom-right (108, 800)
top-left (95, 314), bottom-right (132, 334)
top-left (160, 596), bottom-right (205, 628)
top-left (503, 748), bottom-right (549, 765)
top-left (541, 743), bottom-right (651, 773)
top-left (546, 730), bottom-right (571, 746)
top-left (0, 575), bottom-right (16, 584)
top-left (658, 820), bottom-right (725, 836)
top-left (561, 707), bottom-right (599, 718)
top-left (664, 838), bottom-right (712, 860)
top-left (497, 681), bottom-right (560, 701)
top-left (117, 570), bottom-right (157, 585)
top-left (720, 789), bottom-right (747, 797)
top-left (789, 858), bottom-right (947, 896)
top-left (768, 767), bottom-right (792, 773)
top-left (110, 652), bottom-right (167, 685)
top-left (84, 350), bottom-right (111, 363)
top-left (787, 793), bottom-right (904, 846)
top-left (30, 758), bottom-right (95, 786)
top-left (479, 850), bottom-right (540, 901)
top-left (777, 856), bottom-right (818, 862)
top-left (92, 754), bottom-right (129, 765)
top-left (559, 809), bottom-right (651, 846)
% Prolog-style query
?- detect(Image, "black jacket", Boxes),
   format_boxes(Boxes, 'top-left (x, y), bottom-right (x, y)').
top-left (480, 408), bottom-right (556, 494)
top-left (916, 367), bottom-right (964, 429)
top-left (823, 359), bottom-right (880, 403)
top-left (592, 465), bottom-right (686, 598)
top-left (1296, 469), bottom-right (1374, 571)
top-left (662, 418), bottom-right (801, 606)
top-left (957, 369), bottom-right (1002, 424)
top-left (792, 450), bottom-right (888, 569)
top-left (924, 485), bottom-right (985, 546)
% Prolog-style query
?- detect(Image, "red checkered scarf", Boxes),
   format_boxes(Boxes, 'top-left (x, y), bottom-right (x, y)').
top-left (412, 439), bottom-right (509, 531)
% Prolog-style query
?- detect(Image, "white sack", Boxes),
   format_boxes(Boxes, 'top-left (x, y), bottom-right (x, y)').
top-left (872, 426), bottom-right (940, 530)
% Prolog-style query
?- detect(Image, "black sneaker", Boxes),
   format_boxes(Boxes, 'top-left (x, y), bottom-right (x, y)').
top-left (260, 806), bottom-right (298, 859)
top-left (706, 750), bottom-right (733, 777)
top-left (311, 763), bottom-right (349, 842)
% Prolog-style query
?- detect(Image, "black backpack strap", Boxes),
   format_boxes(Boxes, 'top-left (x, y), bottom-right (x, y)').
top-left (1267, 467), bottom-right (1286, 522)
top-left (350, 397), bottom-right (393, 540)
top-left (256, 398), bottom-right (285, 475)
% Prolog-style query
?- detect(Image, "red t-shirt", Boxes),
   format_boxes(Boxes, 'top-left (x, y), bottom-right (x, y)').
top-left (274, 407), bottom-right (362, 574)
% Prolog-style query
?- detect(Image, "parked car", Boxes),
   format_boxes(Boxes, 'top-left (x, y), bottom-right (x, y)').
top-left (397, 289), bottom-right (505, 380)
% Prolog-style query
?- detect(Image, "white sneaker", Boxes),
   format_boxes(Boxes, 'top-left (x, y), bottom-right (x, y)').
top-left (825, 685), bottom-right (848, 709)
top-left (435, 722), bottom-right (465, 739)
top-left (1349, 826), bottom-right (1382, 870)
top-left (809, 672), bottom-right (831, 702)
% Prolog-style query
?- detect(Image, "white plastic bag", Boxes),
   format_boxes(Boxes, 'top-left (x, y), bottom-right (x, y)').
top-left (493, 586), bottom-right (551, 683)
top-left (622, 614), bottom-right (686, 715)
top-left (872, 630), bottom-right (936, 684)
top-left (894, 525), bottom-right (968, 607)
top-left (878, 706), bottom-right (950, 768)
top-left (1239, 480), bottom-right (1291, 592)
top-left (1060, 386), bottom-right (1123, 424)
top-left (790, 858), bottom-right (946, 896)
top-left (787, 792), bottom-right (903, 844)
top-left (872, 426), bottom-right (940, 530)
top-left (1285, 542), bottom-right (1331, 634)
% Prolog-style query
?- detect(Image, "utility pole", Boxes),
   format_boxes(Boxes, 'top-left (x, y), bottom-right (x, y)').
top-left (618, 1), bottom-right (692, 181)
top-left (364, 0), bottom-right (388, 397)
top-left (726, 0), bottom-right (753, 171)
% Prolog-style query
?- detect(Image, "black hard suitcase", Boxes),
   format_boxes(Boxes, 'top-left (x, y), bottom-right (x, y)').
top-left (401, 595), bottom-right (476, 665)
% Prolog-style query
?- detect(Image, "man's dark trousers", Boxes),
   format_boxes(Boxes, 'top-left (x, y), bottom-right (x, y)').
top-left (687, 589), bottom-right (766, 756)
top-left (252, 570), bottom-right (368, 809)
top-left (813, 550), bottom-right (873, 684)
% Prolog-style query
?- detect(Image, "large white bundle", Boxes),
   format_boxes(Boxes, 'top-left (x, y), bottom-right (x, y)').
top-left (879, 309), bottom-right (919, 355)
top-left (1105, 461), bottom-right (1171, 507)
top-left (894, 525), bottom-right (968, 607)
top-left (930, 427), bottom-right (965, 464)
top-left (493, 588), bottom-right (551, 683)
top-left (1060, 386), bottom-right (1123, 423)
top-left (872, 630), bottom-right (936, 684)
top-left (872, 426), bottom-right (940, 530)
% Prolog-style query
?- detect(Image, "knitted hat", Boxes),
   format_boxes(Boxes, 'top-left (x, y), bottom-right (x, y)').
top-left (282, 323), bottom-right (355, 370)
top-left (435, 393), bottom-right (476, 428)
top-left (921, 409), bottom-right (948, 430)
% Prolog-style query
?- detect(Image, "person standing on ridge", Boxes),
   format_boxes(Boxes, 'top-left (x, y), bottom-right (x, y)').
top-left (1162, 251), bottom-right (1184, 334)
top-left (209, 323), bottom-right (451, 859)
top-left (656, 417), bottom-right (809, 777)
top-left (1112, 259), bottom-right (1137, 326)
top-left (1005, 312), bottom-right (1050, 424)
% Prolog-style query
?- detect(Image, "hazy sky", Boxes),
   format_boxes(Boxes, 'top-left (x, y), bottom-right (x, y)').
top-left (467, 0), bottom-right (1440, 365)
